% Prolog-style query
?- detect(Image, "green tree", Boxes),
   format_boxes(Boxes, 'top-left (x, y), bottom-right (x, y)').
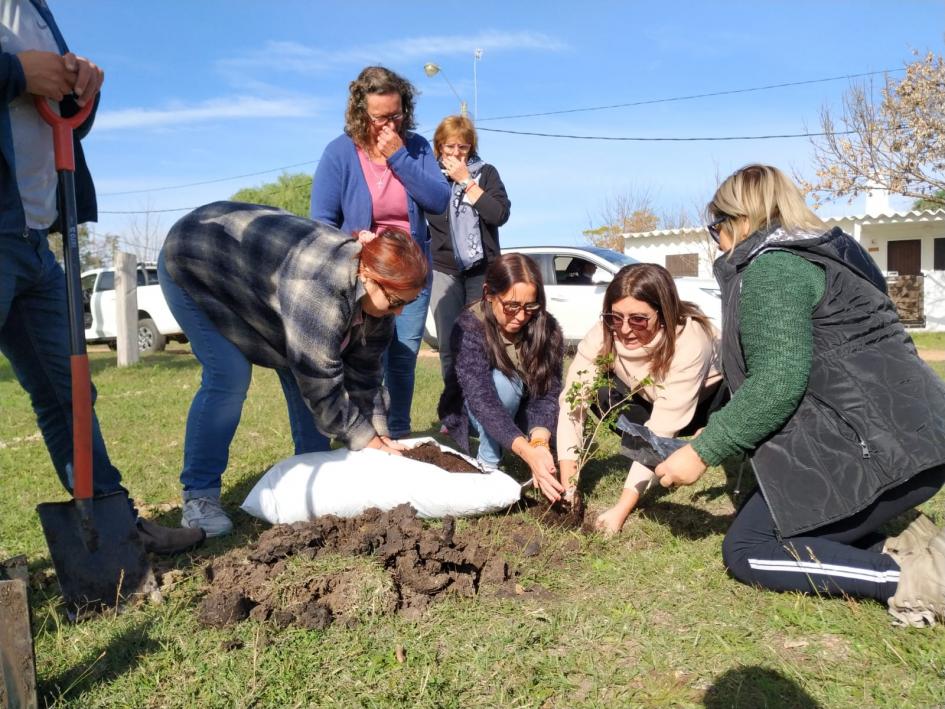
top-left (48, 224), bottom-right (114, 270)
top-left (914, 189), bottom-right (945, 211)
top-left (231, 172), bottom-right (313, 217)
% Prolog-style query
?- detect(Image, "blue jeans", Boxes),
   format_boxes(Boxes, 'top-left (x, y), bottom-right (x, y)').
top-left (385, 285), bottom-right (430, 437)
top-left (466, 369), bottom-right (524, 469)
top-left (158, 253), bottom-right (328, 498)
top-left (0, 229), bottom-right (127, 498)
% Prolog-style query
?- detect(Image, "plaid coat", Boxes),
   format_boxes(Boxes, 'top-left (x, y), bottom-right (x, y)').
top-left (162, 201), bottom-right (393, 450)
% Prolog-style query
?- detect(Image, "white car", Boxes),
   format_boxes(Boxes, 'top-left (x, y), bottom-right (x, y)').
top-left (423, 245), bottom-right (721, 347)
top-left (82, 263), bottom-right (186, 354)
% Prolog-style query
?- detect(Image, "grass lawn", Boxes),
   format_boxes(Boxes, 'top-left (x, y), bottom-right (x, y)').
top-left (2, 344), bottom-right (945, 707)
top-left (911, 331), bottom-right (945, 350)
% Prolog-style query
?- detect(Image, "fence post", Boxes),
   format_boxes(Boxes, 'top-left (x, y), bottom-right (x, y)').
top-left (115, 251), bottom-right (139, 366)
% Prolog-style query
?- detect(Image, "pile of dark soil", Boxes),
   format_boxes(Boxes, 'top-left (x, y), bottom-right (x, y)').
top-left (198, 505), bottom-right (513, 629)
top-left (401, 442), bottom-right (482, 473)
top-left (529, 487), bottom-right (588, 531)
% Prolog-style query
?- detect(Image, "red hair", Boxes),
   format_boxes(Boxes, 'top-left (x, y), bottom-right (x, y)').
top-left (359, 229), bottom-right (428, 292)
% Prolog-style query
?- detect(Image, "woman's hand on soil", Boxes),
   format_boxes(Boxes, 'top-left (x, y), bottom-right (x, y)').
top-left (367, 435), bottom-right (403, 456)
top-left (654, 444), bottom-right (706, 488)
top-left (528, 446), bottom-right (564, 503)
top-left (380, 436), bottom-right (406, 451)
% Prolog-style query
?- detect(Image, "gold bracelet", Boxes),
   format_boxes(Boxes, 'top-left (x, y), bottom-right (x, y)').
top-left (529, 439), bottom-right (550, 449)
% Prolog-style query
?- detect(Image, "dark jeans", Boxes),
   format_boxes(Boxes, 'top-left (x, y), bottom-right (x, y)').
top-left (0, 229), bottom-right (128, 498)
top-left (384, 286), bottom-right (430, 438)
top-left (722, 464), bottom-right (945, 601)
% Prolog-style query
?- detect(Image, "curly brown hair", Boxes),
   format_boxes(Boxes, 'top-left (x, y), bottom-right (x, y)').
top-left (344, 66), bottom-right (418, 149)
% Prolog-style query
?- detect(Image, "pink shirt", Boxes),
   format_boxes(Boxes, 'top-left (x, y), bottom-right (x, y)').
top-left (357, 147), bottom-right (410, 235)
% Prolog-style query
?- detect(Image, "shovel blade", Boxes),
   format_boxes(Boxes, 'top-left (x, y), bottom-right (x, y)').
top-left (36, 492), bottom-right (157, 620)
top-left (0, 570), bottom-right (38, 709)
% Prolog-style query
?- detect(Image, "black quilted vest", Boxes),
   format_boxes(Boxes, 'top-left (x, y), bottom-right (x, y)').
top-left (714, 226), bottom-right (945, 536)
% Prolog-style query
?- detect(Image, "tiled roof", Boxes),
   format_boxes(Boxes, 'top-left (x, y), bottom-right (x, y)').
top-left (623, 208), bottom-right (945, 239)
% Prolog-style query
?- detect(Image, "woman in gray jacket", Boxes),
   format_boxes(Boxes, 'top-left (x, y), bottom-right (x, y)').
top-left (159, 201), bottom-right (427, 537)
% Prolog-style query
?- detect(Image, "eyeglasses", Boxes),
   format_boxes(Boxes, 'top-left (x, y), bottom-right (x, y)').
top-left (602, 312), bottom-right (654, 331)
top-left (367, 112), bottom-right (404, 126)
top-left (495, 295), bottom-right (542, 317)
top-left (443, 143), bottom-right (471, 152)
top-left (371, 279), bottom-right (417, 309)
top-left (707, 215), bottom-right (728, 245)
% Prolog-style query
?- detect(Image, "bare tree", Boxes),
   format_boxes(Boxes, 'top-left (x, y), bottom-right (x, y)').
top-left (121, 198), bottom-right (166, 262)
top-left (802, 52), bottom-right (945, 209)
top-left (583, 187), bottom-right (659, 252)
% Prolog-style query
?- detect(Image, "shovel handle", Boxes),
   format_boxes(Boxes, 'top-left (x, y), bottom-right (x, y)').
top-left (34, 95), bottom-right (95, 501)
top-left (33, 96), bottom-right (94, 172)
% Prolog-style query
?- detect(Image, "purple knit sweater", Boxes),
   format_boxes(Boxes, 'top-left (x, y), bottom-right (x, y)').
top-left (437, 308), bottom-right (562, 453)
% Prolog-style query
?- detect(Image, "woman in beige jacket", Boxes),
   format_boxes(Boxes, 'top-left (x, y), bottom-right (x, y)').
top-left (556, 263), bottom-right (723, 535)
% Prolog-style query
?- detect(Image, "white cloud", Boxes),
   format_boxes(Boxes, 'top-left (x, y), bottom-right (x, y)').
top-left (95, 95), bottom-right (321, 131)
top-left (217, 31), bottom-right (566, 77)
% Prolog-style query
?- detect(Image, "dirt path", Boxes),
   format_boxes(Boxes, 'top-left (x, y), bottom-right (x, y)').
top-left (918, 348), bottom-right (945, 362)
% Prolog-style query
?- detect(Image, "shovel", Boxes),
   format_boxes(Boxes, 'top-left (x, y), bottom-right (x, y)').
top-left (32, 96), bottom-right (156, 620)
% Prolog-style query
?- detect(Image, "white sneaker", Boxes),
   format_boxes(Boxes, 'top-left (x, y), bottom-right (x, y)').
top-left (182, 496), bottom-right (233, 538)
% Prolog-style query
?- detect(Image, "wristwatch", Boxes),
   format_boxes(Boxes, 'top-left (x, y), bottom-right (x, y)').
top-left (458, 178), bottom-right (472, 190)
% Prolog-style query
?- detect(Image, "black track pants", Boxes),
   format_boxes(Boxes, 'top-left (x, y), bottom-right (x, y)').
top-left (722, 465), bottom-right (945, 601)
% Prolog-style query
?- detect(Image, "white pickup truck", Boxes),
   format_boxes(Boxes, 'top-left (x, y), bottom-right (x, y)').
top-left (81, 263), bottom-right (186, 354)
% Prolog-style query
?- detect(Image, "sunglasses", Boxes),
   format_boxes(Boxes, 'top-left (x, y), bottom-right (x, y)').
top-left (602, 312), bottom-right (653, 331)
top-left (372, 279), bottom-right (416, 309)
top-left (443, 143), bottom-right (471, 152)
top-left (367, 112), bottom-right (404, 126)
top-left (707, 215), bottom-right (728, 245)
top-left (495, 295), bottom-right (542, 317)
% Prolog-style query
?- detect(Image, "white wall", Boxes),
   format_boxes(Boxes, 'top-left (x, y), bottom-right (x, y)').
top-left (923, 271), bottom-right (945, 332)
top-left (856, 221), bottom-right (944, 273)
top-left (623, 233), bottom-right (717, 279)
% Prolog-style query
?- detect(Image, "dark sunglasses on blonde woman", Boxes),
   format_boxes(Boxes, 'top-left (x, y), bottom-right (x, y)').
top-left (602, 312), bottom-right (653, 331)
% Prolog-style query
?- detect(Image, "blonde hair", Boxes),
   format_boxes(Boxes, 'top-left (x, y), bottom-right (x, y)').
top-left (707, 164), bottom-right (825, 248)
top-left (432, 115), bottom-right (478, 159)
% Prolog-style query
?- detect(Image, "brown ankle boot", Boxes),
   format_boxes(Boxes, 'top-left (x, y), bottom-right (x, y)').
top-left (136, 518), bottom-right (206, 555)
top-left (887, 530), bottom-right (945, 627)
top-left (883, 514), bottom-right (940, 564)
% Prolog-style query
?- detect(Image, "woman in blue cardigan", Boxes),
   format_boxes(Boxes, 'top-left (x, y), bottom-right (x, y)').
top-left (311, 66), bottom-right (450, 438)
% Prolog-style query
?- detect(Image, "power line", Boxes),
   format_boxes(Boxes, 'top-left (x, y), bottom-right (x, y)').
top-left (476, 68), bottom-right (904, 122)
top-left (95, 67), bottom-right (900, 208)
top-left (99, 125), bottom-right (851, 214)
top-left (100, 206), bottom-right (198, 214)
top-left (100, 179), bottom-right (316, 215)
top-left (477, 127), bottom-right (856, 142)
top-left (98, 159), bottom-right (320, 197)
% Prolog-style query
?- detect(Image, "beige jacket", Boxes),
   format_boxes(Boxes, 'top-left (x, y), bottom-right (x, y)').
top-left (556, 319), bottom-right (722, 492)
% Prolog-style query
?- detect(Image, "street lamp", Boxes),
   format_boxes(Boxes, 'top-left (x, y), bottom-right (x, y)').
top-left (423, 62), bottom-right (468, 117)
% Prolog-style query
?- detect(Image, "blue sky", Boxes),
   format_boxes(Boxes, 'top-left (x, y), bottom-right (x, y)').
top-left (48, 0), bottom-right (944, 254)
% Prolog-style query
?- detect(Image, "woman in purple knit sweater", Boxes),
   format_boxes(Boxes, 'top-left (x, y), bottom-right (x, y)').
top-left (438, 254), bottom-right (566, 502)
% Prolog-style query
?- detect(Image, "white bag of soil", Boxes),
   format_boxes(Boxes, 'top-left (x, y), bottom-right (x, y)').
top-left (240, 437), bottom-right (522, 523)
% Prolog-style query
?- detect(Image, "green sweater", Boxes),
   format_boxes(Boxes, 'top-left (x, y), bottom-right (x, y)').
top-left (692, 251), bottom-right (826, 466)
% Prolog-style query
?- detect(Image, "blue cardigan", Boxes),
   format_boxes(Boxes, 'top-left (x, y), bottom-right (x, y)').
top-left (309, 132), bottom-right (449, 265)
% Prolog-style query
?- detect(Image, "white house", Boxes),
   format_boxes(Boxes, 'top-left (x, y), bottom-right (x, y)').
top-left (622, 196), bottom-right (945, 330)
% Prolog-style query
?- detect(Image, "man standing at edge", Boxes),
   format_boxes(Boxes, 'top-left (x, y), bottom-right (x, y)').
top-left (0, 0), bottom-right (204, 554)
